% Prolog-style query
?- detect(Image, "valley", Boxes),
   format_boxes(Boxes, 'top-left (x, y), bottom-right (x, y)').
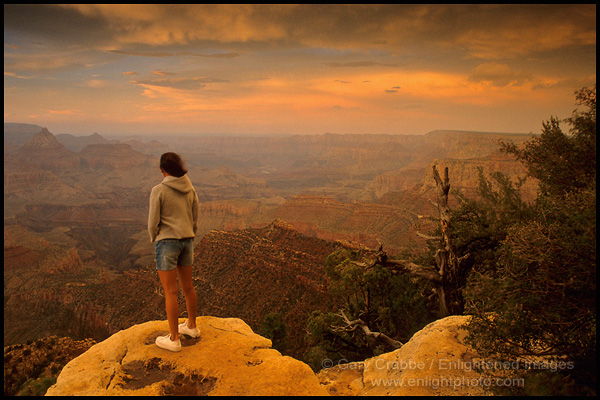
top-left (4, 123), bottom-right (538, 356)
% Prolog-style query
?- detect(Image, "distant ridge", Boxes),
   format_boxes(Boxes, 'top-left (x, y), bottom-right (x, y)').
top-left (56, 131), bottom-right (112, 152)
top-left (18, 127), bottom-right (80, 170)
top-left (4, 123), bottom-right (46, 146)
top-left (4, 122), bottom-right (44, 133)
top-left (22, 127), bottom-right (62, 149)
top-left (426, 129), bottom-right (532, 136)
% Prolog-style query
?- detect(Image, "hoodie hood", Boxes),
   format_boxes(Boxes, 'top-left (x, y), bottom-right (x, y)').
top-left (161, 174), bottom-right (194, 194)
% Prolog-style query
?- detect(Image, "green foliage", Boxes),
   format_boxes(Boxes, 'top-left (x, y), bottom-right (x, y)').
top-left (463, 86), bottom-right (596, 394)
top-left (451, 168), bottom-right (534, 277)
top-left (258, 312), bottom-right (288, 353)
top-left (502, 85), bottom-right (596, 197)
top-left (306, 248), bottom-right (437, 370)
top-left (465, 187), bottom-right (596, 389)
top-left (16, 377), bottom-right (57, 396)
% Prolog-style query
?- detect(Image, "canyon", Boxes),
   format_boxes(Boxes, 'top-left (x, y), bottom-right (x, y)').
top-left (4, 123), bottom-right (538, 394)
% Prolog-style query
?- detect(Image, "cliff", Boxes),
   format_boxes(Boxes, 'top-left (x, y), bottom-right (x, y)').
top-left (3, 221), bottom-right (344, 358)
top-left (419, 152), bottom-right (539, 201)
top-left (46, 315), bottom-right (492, 396)
top-left (192, 221), bottom-right (344, 357)
top-left (4, 336), bottom-right (96, 396)
top-left (45, 317), bottom-right (328, 396)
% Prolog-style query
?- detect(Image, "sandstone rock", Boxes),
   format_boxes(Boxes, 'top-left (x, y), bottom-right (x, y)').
top-left (361, 315), bottom-right (486, 396)
top-left (318, 362), bottom-right (366, 396)
top-left (318, 315), bottom-right (490, 396)
top-left (419, 155), bottom-right (539, 201)
top-left (46, 317), bottom-right (328, 396)
top-left (19, 128), bottom-right (80, 170)
top-left (79, 143), bottom-right (152, 169)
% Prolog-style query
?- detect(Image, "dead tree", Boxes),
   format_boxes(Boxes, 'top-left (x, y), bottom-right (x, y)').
top-left (331, 310), bottom-right (403, 349)
top-left (332, 165), bottom-right (468, 344)
top-left (429, 165), bottom-right (469, 316)
top-left (362, 165), bottom-right (468, 316)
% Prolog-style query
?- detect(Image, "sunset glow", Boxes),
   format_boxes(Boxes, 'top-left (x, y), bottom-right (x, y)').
top-left (4, 4), bottom-right (596, 136)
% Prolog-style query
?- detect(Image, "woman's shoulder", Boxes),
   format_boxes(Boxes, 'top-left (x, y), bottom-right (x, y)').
top-left (150, 182), bottom-right (167, 195)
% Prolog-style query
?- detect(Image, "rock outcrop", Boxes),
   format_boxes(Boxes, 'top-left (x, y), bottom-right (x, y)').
top-left (45, 317), bottom-right (328, 396)
top-left (18, 128), bottom-right (80, 170)
top-left (45, 315), bottom-right (494, 396)
top-left (318, 315), bottom-right (490, 396)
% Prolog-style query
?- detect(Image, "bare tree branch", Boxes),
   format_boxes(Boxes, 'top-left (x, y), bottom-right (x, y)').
top-left (385, 259), bottom-right (443, 284)
top-left (333, 310), bottom-right (403, 349)
top-left (416, 231), bottom-right (442, 240)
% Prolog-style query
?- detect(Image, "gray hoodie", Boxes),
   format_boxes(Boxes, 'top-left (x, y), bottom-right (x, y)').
top-left (148, 174), bottom-right (200, 243)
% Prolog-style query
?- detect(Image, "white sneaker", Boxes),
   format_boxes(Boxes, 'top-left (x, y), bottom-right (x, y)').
top-left (155, 334), bottom-right (181, 352)
top-left (178, 321), bottom-right (200, 338)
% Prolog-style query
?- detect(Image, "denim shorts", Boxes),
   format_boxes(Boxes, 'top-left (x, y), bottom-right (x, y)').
top-left (155, 238), bottom-right (194, 271)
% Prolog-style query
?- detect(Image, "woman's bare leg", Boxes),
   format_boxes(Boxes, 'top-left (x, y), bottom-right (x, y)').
top-left (158, 269), bottom-right (180, 341)
top-left (177, 265), bottom-right (197, 329)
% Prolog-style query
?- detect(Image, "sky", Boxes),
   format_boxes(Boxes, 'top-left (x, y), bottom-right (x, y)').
top-left (4, 4), bottom-right (596, 137)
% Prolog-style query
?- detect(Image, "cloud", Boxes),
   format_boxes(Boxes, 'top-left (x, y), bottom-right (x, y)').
top-left (3, 4), bottom-right (594, 136)
top-left (132, 76), bottom-right (228, 91)
top-left (469, 62), bottom-right (531, 87)
top-left (4, 51), bottom-right (87, 74)
top-left (109, 49), bottom-right (241, 58)
top-left (7, 5), bottom-right (596, 61)
top-left (42, 109), bottom-right (83, 115)
top-left (4, 71), bottom-right (33, 80)
top-left (153, 70), bottom-right (175, 76)
top-left (452, 5), bottom-right (596, 59)
top-left (84, 79), bottom-right (107, 88)
top-left (333, 105), bottom-right (360, 110)
top-left (59, 4), bottom-right (290, 45)
top-left (194, 52), bottom-right (241, 59)
top-left (326, 61), bottom-right (399, 68)
top-left (109, 50), bottom-right (177, 58)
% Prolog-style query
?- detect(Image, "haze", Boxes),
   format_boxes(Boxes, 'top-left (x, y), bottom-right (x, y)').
top-left (4, 4), bottom-right (596, 136)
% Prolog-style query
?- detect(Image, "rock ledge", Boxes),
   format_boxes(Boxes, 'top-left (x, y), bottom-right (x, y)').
top-left (46, 316), bottom-right (327, 396)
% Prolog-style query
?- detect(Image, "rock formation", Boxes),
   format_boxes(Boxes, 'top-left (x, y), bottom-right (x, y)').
top-left (46, 315), bottom-right (493, 396)
top-left (18, 128), bottom-right (80, 171)
top-left (4, 122), bottom-right (46, 146)
top-left (318, 315), bottom-right (491, 396)
top-left (3, 221), bottom-right (345, 360)
top-left (271, 195), bottom-right (426, 255)
top-left (55, 131), bottom-right (111, 152)
top-left (419, 152), bottom-right (539, 201)
top-left (45, 317), bottom-right (328, 396)
top-left (79, 143), bottom-right (153, 169)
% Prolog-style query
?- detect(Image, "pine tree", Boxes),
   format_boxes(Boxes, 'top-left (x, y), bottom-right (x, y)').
top-left (464, 86), bottom-right (596, 395)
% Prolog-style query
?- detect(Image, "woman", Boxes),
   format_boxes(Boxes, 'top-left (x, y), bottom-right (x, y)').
top-left (148, 152), bottom-right (200, 351)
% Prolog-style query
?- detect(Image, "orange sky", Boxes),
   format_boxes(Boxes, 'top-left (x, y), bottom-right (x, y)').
top-left (4, 4), bottom-right (596, 136)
